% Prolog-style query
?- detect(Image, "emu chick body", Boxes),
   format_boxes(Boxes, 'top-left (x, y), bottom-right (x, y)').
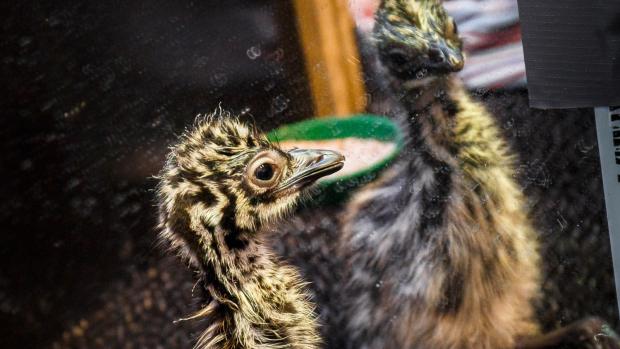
top-left (338, 1), bottom-right (540, 348)
top-left (157, 115), bottom-right (343, 349)
top-left (341, 78), bottom-right (540, 349)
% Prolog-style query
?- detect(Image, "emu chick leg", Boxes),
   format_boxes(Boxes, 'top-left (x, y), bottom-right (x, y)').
top-left (517, 317), bottom-right (620, 349)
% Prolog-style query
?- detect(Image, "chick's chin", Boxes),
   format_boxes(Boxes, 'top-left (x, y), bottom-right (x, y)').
top-left (255, 191), bottom-right (304, 227)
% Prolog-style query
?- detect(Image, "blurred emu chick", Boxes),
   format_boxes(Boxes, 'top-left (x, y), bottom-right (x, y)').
top-left (338, 1), bottom-right (620, 348)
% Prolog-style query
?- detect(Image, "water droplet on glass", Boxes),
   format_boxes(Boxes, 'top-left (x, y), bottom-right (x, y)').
top-left (264, 81), bottom-right (276, 92)
top-left (246, 46), bottom-right (262, 60)
top-left (20, 159), bottom-right (33, 170)
top-left (269, 48), bottom-right (284, 62)
top-left (272, 95), bottom-right (289, 114)
top-left (211, 72), bottom-right (228, 87)
top-left (239, 107), bottom-right (251, 116)
top-left (19, 36), bottom-right (32, 47)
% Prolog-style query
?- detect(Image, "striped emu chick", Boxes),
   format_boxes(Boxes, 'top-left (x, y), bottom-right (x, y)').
top-left (339, 1), bottom-right (540, 348)
top-left (157, 112), bottom-right (344, 349)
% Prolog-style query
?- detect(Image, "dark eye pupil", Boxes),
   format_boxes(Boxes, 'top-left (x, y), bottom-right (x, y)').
top-left (388, 49), bottom-right (409, 67)
top-left (255, 163), bottom-right (274, 181)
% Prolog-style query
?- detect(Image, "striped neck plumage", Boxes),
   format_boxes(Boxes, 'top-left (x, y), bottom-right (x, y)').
top-left (156, 115), bottom-right (343, 348)
top-left (392, 74), bottom-right (462, 162)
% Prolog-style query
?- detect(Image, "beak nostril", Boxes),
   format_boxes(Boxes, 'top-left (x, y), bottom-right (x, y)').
top-left (428, 47), bottom-right (445, 63)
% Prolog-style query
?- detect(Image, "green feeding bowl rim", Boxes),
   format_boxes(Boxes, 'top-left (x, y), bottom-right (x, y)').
top-left (267, 114), bottom-right (404, 186)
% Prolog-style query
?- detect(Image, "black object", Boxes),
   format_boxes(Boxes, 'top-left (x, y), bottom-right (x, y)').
top-left (517, 0), bottom-right (620, 108)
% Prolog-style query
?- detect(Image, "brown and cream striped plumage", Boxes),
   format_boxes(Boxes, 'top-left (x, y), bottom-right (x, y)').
top-left (338, 1), bottom-right (539, 348)
top-left (156, 111), bottom-right (343, 349)
top-left (340, 80), bottom-right (540, 349)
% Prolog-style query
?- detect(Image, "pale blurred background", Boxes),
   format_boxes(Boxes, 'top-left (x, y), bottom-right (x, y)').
top-left (349, 0), bottom-right (526, 88)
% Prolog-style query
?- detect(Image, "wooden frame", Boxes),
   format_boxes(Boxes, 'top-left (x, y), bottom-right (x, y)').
top-left (293, 0), bottom-right (367, 117)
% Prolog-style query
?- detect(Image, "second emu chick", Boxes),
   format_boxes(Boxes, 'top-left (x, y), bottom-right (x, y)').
top-left (157, 112), bottom-right (344, 349)
top-left (339, 3), bottom-right (539, 348)
top-left (339, 0), bottom-right (620, 348)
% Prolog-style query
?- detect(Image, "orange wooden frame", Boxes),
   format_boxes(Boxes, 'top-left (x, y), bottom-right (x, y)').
top-left (292, 0), bottom-right (367, 117)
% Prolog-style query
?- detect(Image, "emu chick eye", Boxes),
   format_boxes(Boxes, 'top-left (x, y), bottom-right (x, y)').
top-left (246, 150), bottom-right (285, 190)
top-left (255, 163), bottom-right (275, 181)
top-left (389, 49), bottom-right (409, 67)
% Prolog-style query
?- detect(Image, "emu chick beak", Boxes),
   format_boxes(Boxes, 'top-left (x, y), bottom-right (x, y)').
top-left (275, 149), bottom-right (345, 193)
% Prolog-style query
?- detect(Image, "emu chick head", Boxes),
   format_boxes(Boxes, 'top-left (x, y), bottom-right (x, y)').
top-left (157, 112), bottom-right (344, 266)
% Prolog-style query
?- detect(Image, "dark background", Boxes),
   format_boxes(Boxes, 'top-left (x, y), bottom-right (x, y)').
top-left (0, 1), bottom-right (312, 347)
top-left (1, 0), bottom-right (618, 348)
top-left (518, 0), bottom-right (620, 108)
